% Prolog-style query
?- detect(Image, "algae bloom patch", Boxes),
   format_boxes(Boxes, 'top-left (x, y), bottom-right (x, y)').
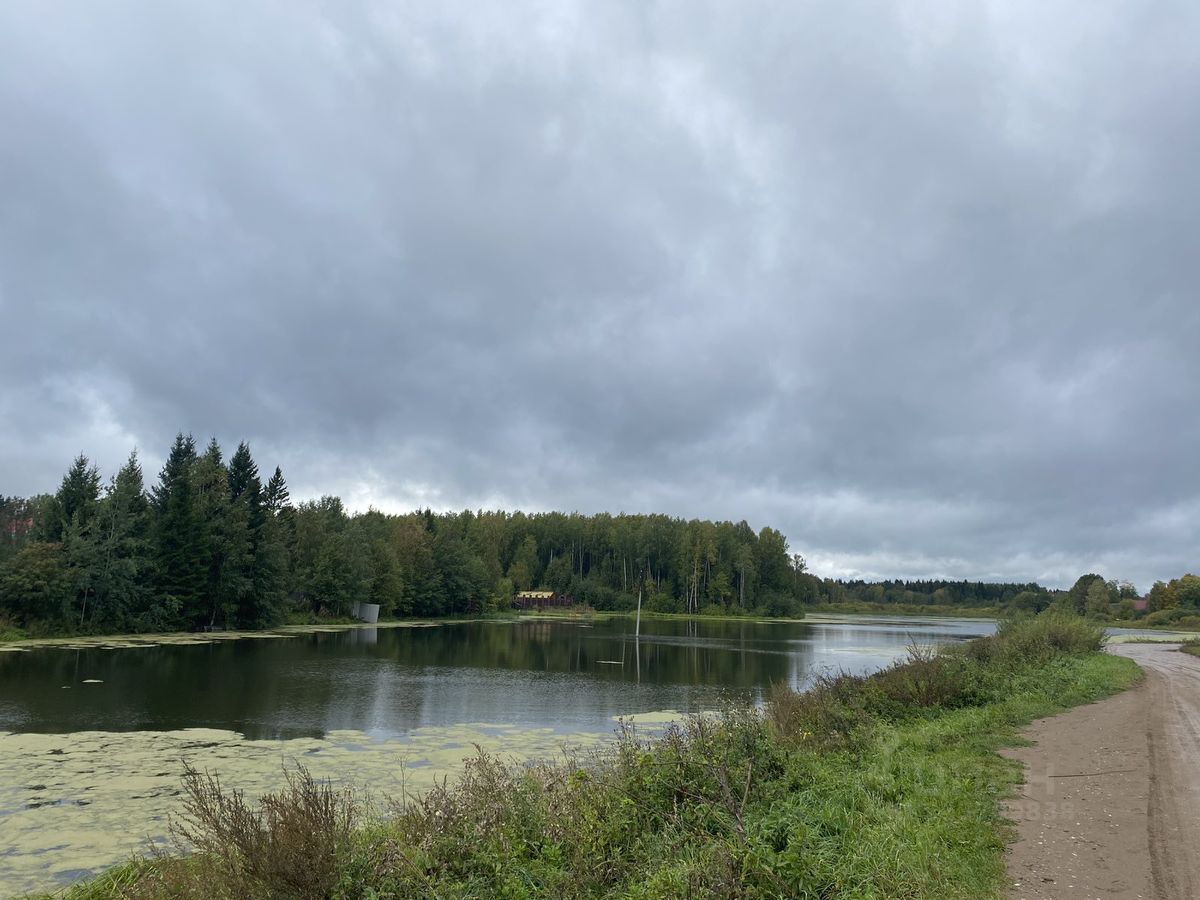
top-left (0, 723), bottom-right (610, 896)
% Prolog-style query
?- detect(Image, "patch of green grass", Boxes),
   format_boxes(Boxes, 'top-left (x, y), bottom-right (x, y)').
top-left (0, 623), bottom-right (29, 643)
top-left (281, 611), bottom-right (361, 626)
top-left (1100, 618), bottom-right (1200, 632)
top-left (47, 859), bottom-right (156, 898)
top-left (58, 616), bottom-right (1140, 899)
top-left (1180, 640), bottom-right (1200, 658)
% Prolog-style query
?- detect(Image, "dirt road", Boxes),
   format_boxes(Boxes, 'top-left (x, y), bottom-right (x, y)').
top-left (1004, 644), bottom-right (1200, 899)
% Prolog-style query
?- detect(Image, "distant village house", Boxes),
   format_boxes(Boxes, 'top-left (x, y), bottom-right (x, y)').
top-left (513, 590), bottom-right (573, 609)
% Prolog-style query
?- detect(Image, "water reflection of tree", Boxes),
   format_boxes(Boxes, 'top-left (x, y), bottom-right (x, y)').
top-left (0, 619), bottom-right (988, 740)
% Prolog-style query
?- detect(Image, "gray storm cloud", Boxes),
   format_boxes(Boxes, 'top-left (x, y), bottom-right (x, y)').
top-left (1, 0), bottom-right (1197, 589)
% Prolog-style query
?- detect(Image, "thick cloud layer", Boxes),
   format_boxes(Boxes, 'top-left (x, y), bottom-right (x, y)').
top-left (2, 1), bottom-right (1197, 588)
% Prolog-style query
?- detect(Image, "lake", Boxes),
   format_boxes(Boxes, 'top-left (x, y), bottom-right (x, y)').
top-left (0, 613), bottom-right (993, 895)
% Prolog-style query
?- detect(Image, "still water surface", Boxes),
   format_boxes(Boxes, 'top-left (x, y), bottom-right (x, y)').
top-left (0, 614), bottom-right (994, 894)
top-left (0, 614), bottom-right (995, 739)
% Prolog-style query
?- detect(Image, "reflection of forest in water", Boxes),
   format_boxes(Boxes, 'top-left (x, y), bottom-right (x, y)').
top-left (0, 616), bottom-right (993, 740)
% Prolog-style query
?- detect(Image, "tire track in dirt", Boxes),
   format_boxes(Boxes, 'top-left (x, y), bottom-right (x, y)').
top-left (1121, 644), bottom-right (1200, 900)
top-left (1003, 644), bottom-right (1200, 900)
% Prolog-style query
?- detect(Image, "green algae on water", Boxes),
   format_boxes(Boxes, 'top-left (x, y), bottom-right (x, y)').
top-left (0, 720), bottom-right (617, 896)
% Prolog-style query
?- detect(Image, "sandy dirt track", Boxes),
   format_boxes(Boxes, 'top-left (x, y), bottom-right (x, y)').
top-left (1004, 644), bottom-right (1200, 899)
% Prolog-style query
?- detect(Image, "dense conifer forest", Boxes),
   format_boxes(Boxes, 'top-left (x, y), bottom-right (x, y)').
top-left (1, 434), bottom-right (1180, 637)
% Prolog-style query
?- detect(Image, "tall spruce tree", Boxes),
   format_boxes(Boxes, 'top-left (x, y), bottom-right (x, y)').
top-left (227, 443), bottom-right (276, 626)
top-left (151, 434), bottom-right (205, 628)
top-left (259, 465), bottom-right (294, 622)
top-left (227, 443), bottom-right (261, 504)
top-left (63, 512), bottom-right (101, 627)
top-left (44, 454), bottom-right (101, 542)
top-left (264, 466), bottom-right (290, 515)
top-left (192, 440), bottom-right (236, 628)
top-left (50, 455), bottom-right (104, 625)
top-left (91, 451), bottom-right (152, 629)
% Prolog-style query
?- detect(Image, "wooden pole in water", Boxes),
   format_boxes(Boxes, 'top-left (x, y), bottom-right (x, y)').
top-left (635, 585), bottom-right (642, 682)
top-left (636, 585), bottom-right (642, 637)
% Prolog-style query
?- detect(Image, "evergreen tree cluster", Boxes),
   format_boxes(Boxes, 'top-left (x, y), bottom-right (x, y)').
top-left (0, 435), bottom-right (815, 634)
top-left (0, 436), bottom-right (290, 633)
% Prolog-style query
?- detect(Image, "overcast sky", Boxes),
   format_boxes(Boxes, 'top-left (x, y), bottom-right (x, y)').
top-left (2, 1), bottom-right (1197, 589)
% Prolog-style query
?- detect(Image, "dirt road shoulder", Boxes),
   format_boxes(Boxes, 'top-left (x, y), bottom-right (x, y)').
top-left (1004, 643), bottom-right (1200, 900)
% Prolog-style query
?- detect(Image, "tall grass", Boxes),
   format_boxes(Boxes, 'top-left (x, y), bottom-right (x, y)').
top-left (62, 765), bottom-right (359, 899)
top-left (0, 615), bottom-right (28, 642)
top-left (58, 614), bottom-right (1136, 900)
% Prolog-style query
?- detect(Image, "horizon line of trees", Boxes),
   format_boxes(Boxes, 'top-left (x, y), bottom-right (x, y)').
top-left (0, 435), bottom-right (814, 634)
top-left (813, 572), bottom-right (1200, 623)
top-left (814, 575), bottom-right (1135, 614)
top-left (2, 437), bottom-right (1193, 635)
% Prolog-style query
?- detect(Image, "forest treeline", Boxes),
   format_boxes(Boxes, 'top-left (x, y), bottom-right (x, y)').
top-left (816, 575), bottom-right (1136, 615)
top-left (822, 572), bottom-right (1200, 624)
top-left (2, 435), bottom-right (1193, 636)
top-left (0, 435), bottom-right (815, 634)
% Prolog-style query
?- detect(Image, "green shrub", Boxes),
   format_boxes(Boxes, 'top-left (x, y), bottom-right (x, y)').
top-left (767, 672), bottom-right (879, 750)
top-left (140, 763), bottom-right (359, 900)
top-left (869, 645), bottom-right (993, 711)
top-left (967, 612), bottom-right (1103, 667)
top-left (0, 616), bottom-right (27, 642)
top-left (1142, 607), bottom-right (1200, 628)
top-left (698, 602), bottom-right (734, 617)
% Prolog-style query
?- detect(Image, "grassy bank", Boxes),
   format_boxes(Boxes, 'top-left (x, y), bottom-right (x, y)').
top-left (1181, 640), bottom-right (1200, 658)
top-left (1111, 612), bottom-right (1200, 631)
top-left (54, 615), bottom-right (1137, 900)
